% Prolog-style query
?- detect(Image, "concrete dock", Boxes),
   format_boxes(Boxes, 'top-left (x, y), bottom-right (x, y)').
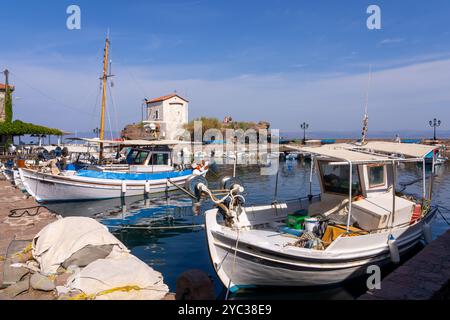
top-left (0, 178), bottom-right (58, 299)
top-left (359, 229), bottom-right (450, 300)
top-left (0, 177), bottom-right (186, 300)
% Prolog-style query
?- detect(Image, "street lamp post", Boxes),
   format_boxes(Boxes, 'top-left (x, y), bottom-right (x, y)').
top-left (300, 122), bottom-right (309, 145)
top-left (429, 118), bottom-right (441, 141)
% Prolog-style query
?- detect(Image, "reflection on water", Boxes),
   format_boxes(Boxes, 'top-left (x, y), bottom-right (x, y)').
top-left (47, 159), bottom-right (450, 299)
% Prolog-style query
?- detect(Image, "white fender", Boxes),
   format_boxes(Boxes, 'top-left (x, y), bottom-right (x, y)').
top-left (121, 181), bottom-right (127, 194)
top-left (144, 181), bottom-right (150, 193)
top-left (388, 235), bottom-right (400, 264)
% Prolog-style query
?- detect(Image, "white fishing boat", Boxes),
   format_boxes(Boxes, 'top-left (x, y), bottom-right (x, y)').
top-left (434, 147), bottom-right (448, 166)
top-left (19, 140), bottom-right (208, 202)
top-left (19, 36), bottom-right (208, 203)
top-left (203, 141), bottom-right (439, 292)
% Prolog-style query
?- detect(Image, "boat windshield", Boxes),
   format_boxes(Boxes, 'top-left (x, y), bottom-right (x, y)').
top-left (318, 161), bottom-right (361, 196)
top-left (148, 152), bottom-right (169, 165)
top-left (126, 149), bottom-right (150, 165)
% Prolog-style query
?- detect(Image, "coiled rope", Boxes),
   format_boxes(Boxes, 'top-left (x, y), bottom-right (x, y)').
top-left (8, 205), bottom-right (53, 218)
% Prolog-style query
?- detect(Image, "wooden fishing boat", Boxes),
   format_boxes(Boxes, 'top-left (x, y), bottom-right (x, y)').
top-left (19, 36), bottom-right (208, 202)
top-left (204, 142), bottom-right (439, 291)
top-left (19, 140), bottom-right (208, 202)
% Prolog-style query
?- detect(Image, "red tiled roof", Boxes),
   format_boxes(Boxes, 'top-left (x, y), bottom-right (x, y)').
top-left (0, 83), bottom-right (14, 91)
top-left (146, 93), bottom-right (188, 104)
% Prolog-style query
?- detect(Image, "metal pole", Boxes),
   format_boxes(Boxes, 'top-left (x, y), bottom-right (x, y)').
top-left (346, 161), bottom-right (353, 232)
top-left (233, 137), bottom-right (237, 177)
top-left (309, 156), bottom-right (314, 200)
top-left (422, 158), bottom-right (426, 199)
top-left (391, 160), bottom-right (396, 227)
top-left (273, 168), bottom-right (279, 203)
top-left (428, 153), bottom-right (435, 201)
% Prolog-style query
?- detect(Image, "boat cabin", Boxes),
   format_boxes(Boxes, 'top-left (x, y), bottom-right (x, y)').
top-left (126, 145), bottom-right (171, 165)
top-left (316, 159), bottom-right (395, 199)
top-left (301, 142), bottom-right (438, 232)
top-left (76, 138), bottom-right (190, 173)
top-left (124, 144), bottom-right (174, 172)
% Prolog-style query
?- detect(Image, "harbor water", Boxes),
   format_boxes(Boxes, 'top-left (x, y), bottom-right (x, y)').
top-left (46, 159), bottom-right (450, 299)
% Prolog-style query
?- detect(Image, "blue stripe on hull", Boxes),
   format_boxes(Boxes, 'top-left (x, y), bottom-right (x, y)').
top-left (75, 169), bottom-right (193, 180)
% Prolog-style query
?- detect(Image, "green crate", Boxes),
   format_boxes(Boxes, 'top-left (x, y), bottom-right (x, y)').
top-left (286, 212), bottom-right (308, 230)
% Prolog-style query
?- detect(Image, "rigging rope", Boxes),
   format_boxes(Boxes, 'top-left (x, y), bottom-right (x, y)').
top-left (10, 71), bottom-right (99, 117)
top-left (397, 174), bottom-right (437, 193)
top-left (435, 205), bottom-right (450, 226)
top-left (88, 82), bottom-right (102, 136)
top-left (107, 81), bottom-right (120, 139)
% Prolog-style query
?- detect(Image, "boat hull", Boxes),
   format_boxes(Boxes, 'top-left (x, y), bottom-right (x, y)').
top-left (12, 169), bottom-right (26, 191)
top-left (205, 208), bottom-right (436, 290)
top-left (19, 168), bottom-right (199, 202)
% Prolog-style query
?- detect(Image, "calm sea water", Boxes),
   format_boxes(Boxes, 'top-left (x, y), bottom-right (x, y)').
top-left (47, 159), bottom-right (450, 300)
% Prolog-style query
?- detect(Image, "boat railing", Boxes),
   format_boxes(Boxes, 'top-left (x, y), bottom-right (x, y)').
top-left (245, 194), bottom-right (321, 211)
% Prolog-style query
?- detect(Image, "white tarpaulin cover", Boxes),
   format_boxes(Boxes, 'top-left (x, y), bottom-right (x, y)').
top-left (288, 141), bottom-right (438, 161)
top-left (358, 141), bottom-right (437, 158)
top-left (32, 217), bottom-right (129, 275)
top-left (288, 144), bottom-right (390, 163)
top-left (65, 255), bottom-right (169, 300)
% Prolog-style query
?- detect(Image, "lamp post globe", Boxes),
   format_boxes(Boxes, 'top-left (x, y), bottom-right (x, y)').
top-left (429, 118), bottom-right (441, 141)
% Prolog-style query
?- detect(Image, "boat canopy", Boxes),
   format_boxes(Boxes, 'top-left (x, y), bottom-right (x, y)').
top-left (357, 141), bottom-right (437, 158)
top-left (294, 145), bottom-right (390, 164)
top-left (288, 141), bottom-right (438, 163)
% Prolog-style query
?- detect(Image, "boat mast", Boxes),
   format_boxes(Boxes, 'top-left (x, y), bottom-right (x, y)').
top-left (361, 65), bottom-right (372, 145)
top-left (99, 34), bottom-right (110, 162)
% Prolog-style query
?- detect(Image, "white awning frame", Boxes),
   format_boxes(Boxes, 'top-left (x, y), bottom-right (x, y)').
top-left (287, 141), bottom-right (438, 164)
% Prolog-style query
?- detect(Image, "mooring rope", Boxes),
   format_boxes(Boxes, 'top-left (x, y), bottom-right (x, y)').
top-left (435, 205), bottom-right (450, 226)
top-left (397, 173), bottom-right (439, 193)
top-left (225, 228), bottom-right (240, 300)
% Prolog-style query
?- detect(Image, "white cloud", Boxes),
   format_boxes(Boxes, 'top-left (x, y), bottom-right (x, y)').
top-left (379, 38), bottom-right (405, 45)
top-left (3, 55), bottom-right (450, 135)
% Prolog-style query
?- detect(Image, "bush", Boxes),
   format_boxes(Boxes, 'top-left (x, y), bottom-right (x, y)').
top-left (0, 120), bottom-right (63, 136)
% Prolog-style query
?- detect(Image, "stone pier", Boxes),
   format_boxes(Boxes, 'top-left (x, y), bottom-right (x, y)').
top-left (359, 229), bottom-right (450, 300)
top-left (0, 178), bottom-right (58, 299)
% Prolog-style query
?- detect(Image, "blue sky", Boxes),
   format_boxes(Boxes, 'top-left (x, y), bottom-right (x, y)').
top-left (1, 0), bottom-right (449, 136)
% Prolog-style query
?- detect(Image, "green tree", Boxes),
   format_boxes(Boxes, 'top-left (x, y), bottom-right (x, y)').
top-left (4, 90), bottom-right (12, 123)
